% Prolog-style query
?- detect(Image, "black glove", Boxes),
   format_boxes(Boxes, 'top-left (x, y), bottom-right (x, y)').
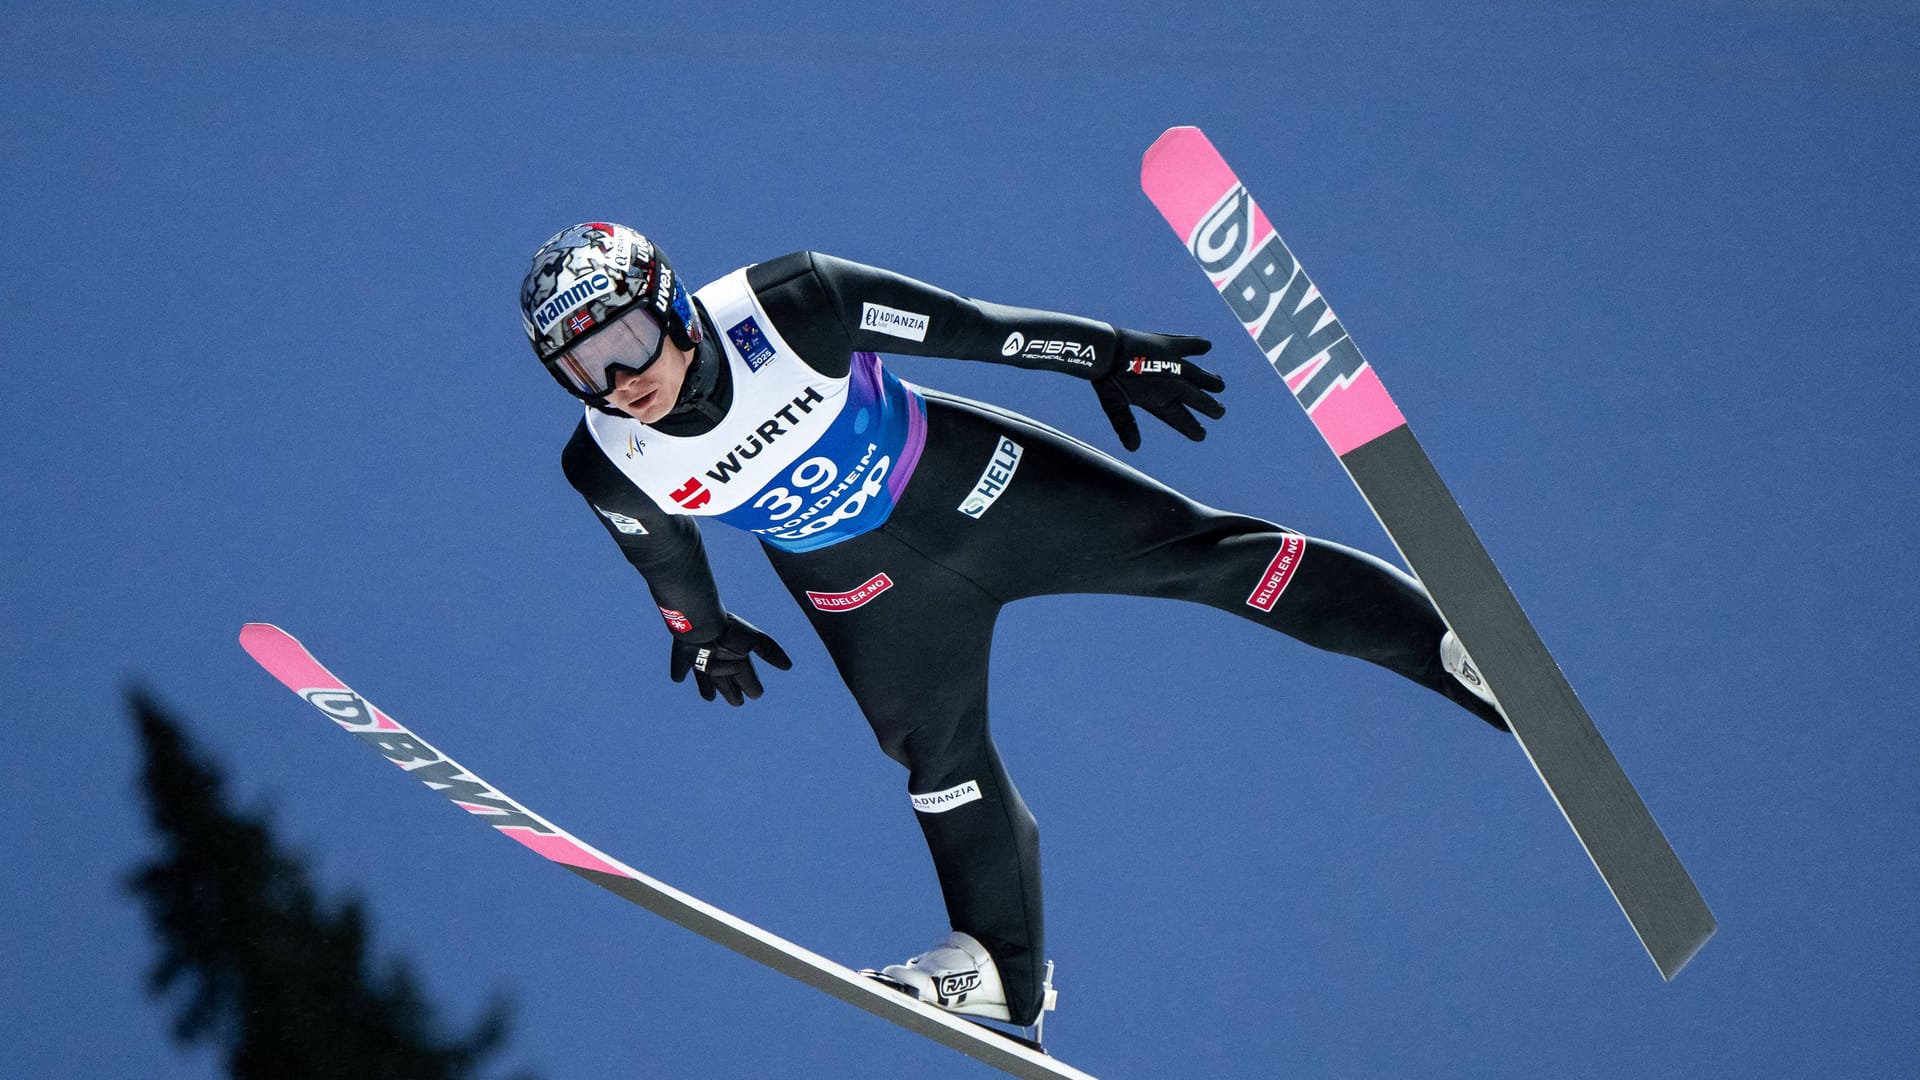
top-left (668, 613), bottom-right (794, 706)
top-left (1092, 330), bottom-right (1225, 451)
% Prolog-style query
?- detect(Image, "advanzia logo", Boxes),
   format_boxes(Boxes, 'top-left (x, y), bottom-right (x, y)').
top-left (296, 688), bottom-right (556, 836)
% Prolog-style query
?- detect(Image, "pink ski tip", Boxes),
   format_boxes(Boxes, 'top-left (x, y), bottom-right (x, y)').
top-left (1141, 125), bottom-right (1208, 184)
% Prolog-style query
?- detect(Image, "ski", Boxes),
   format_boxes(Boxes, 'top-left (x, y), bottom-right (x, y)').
top-left (237, 623), bottom-right (1096, 1080)
top-left (1141, 127), bottom-right (1714, 979)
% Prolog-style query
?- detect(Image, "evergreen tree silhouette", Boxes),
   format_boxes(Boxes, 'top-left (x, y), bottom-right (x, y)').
top-left (126, 689), bottom-right (536, 1080)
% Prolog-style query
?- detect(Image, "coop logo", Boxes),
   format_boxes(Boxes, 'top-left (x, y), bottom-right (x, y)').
top-left (533, 272), bottom-right (613, 333)
top-left (910, 779), bottom-right (982, 814)
top-left (806, 571), bottom-right (893, 612)
top-left (1001, 331), bottom-right (1095, 369)
top-left (861, 301), bottom-right (929, 342)
top-left (1191, 184), bottom-right (1367, 412)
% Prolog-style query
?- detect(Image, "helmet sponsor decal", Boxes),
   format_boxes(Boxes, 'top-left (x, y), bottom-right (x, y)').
top-left (532, 272), bottom-right (614, 333)
top-left (860, 301), bottom-right (930, 342)
top-left (727, 316), bottom-right (778, 372)
top-left (1246, 533), bottom-right (1307, 612)
top-left (910, 779), bottom-right (982, 814)
top-left (806, 571), bottom-right (893, 612)
top-left (958, 437), bottom-right (1022, 518)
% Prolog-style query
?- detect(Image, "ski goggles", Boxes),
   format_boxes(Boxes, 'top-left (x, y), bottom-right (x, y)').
top-left (548, 304), bottom-right (668, 396)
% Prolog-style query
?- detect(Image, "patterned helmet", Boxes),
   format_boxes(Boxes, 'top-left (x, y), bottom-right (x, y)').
top-left (519, 222), bottom-right (703, 396)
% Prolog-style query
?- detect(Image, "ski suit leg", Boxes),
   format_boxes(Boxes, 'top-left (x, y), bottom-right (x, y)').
top-left (907, 391), bottom-right (1507, 729)
top-left (763, 530), bottom-right (1048, 1024)
top-left (760, 390), bottom-right (1501, 1027)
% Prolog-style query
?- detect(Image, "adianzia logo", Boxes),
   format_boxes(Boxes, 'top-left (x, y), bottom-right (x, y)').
top-left (909, 779), bottom-right (982, 814)
top-left (861, 302), bottom-right (929, 342)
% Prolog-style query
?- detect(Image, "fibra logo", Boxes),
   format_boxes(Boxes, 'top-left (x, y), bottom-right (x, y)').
top-left (534, 272), bottom-right (613, 333)
top-left (1001, 332), bottom-right (1096, 368)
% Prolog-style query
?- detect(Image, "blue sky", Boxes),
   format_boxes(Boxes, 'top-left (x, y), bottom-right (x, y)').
top-left (4, 3), bottom-right (1916, 1077)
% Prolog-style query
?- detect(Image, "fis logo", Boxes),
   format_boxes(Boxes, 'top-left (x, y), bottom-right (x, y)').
top-left (1127, 358), bottom-right (1182, 376)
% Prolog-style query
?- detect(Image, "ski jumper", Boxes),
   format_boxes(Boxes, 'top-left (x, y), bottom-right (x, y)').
top-left (561, 252), bottom-right (1504, 1025)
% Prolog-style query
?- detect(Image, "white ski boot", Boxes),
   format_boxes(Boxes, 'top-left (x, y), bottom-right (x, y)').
top-left (865, 931), bottom-right (1010, 1020)
top-left (1441, 629), bottom-right (1500, 709)
top-left (861, 930), bottom-right (1059, 1040)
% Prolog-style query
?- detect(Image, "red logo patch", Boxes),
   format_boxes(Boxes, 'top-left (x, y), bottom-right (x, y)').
top-left (1246, 534), bottom-right (1307, 612)
top-left (806, 572), bottom-right (894, 613)
top-left (670, 478), bottom-right (710, 510)
top-left (659, 607), bottom-right (691, 633)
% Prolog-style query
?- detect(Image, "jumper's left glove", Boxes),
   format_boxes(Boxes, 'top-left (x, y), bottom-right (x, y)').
top-left (1092, 330), bottom-right (1224, 452)
top-left (669, 613), bottom-right (794, 707)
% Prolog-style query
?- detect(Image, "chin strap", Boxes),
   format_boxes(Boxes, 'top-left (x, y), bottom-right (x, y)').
top-left (664, 323), bottom-right (730, 426)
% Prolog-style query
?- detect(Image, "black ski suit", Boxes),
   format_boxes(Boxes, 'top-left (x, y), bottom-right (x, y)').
top-left (559, 251), bottom-right (1504, 1025)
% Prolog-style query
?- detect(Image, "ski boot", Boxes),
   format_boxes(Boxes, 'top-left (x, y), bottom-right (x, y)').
top-left (861, 931), bottom-right (1058, 1041)
top-left (1441, 629), bottom-right (1500, 709)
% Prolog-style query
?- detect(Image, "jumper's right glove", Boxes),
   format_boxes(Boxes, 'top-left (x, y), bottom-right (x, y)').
top-left (668, 613), bottom-right (793, 706)
top-left (1091, 329), bottom-right (1225, 451)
